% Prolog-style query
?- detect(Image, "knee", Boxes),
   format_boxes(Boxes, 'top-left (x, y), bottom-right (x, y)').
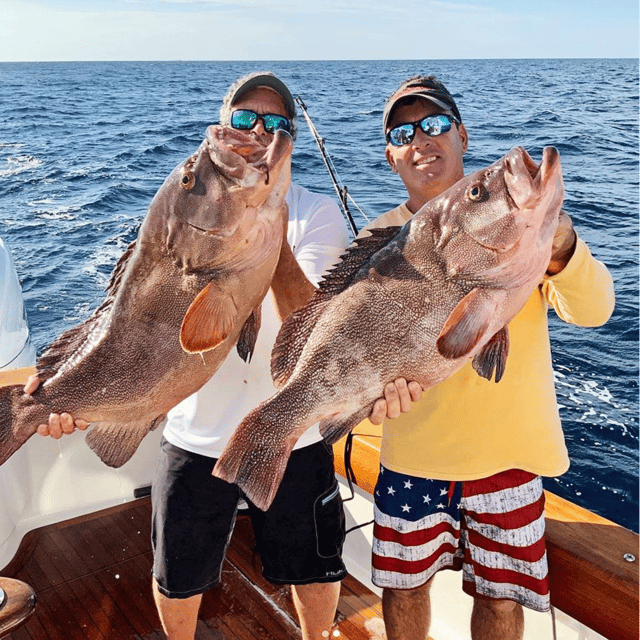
top-left (383, 577), bottom-right (433, 602)
top-left (474, 597), bottom-right (521, 615)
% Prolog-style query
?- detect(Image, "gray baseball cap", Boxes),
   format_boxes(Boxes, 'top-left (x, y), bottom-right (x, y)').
top-left (383, 79), bottom-right (462, 133)
top-left (228, 73), bottom-right (296, 120)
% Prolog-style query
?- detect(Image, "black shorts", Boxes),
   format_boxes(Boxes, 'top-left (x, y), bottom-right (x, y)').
top-left (151, 438), bottom-right (347, 598)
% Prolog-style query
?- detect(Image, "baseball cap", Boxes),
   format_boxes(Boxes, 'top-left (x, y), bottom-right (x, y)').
top-left (228, 73), bottom-right (296, 120)
top-left (382, 77), bottom-right (462, 133)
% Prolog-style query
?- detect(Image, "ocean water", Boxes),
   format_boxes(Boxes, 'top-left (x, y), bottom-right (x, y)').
top-left (0, 59), bottom-right (637, 531)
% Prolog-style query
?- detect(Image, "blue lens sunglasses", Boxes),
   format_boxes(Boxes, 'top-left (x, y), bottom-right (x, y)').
top-left (230, 109), bottom-right (291, 134)
top-left (386, 114), bottom-right (459, 147)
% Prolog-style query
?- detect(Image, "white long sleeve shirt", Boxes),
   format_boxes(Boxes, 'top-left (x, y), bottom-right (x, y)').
top-left (162, 183), bottom-right (349, 458)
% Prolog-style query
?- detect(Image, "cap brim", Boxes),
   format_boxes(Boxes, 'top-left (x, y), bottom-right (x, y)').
top-left (383, 90), bottom-right (454, 132)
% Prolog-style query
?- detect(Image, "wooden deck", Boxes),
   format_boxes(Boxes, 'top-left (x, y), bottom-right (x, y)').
top-left (0, 497), bottom-right (386, 640)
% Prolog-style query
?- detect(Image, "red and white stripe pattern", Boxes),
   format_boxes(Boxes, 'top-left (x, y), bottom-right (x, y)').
top-left (372, 468), bottom-right (550, 612)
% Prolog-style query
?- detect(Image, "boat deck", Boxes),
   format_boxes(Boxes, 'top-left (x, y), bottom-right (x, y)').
top-left (0, 497), bottom-right (387, 640)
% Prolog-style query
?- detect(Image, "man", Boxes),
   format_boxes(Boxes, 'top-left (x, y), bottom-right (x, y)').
top-left (26, 72), bottom-right (350, 640)
top-left (25, 72), bottom-right (416, 640)
top-left (362, 75), bottom-right (615, 640)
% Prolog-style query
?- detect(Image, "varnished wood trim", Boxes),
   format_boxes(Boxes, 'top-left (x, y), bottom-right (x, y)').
top-left (334, 422), bottom-right (640, 640)
top-left (0, 366), bottom-right (35, 387)
top-left (0, 578), bottom-right (37, 636)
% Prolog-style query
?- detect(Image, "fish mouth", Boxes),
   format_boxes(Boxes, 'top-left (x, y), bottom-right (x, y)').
top-left (504, 146), bottom-right (561, 210)
top-left (187, 222), bottom-right (237, 238)
top-left (205, 125), bottom-right (293, 185)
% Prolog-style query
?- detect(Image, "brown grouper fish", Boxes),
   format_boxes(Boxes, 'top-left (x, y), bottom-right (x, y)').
top-left (213, 146), bottom-right (565, 510)
top-left (0, 125), bottom-right (293, 468)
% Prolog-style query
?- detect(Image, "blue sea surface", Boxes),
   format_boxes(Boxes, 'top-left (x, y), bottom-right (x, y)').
top-left (0, 59), bottom-right (637, 531)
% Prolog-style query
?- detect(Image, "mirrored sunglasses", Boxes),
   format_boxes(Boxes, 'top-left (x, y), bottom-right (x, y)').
top-left (230, 109), bottom-right (291, 134)
top-left (386, 114), bottom-right (459, 147)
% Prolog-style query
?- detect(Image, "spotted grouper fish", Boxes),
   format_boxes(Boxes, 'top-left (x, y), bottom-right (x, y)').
top-left (213, 146), bottom-right (565, 510)
top-left (0, 125), bottom-right (293, 467)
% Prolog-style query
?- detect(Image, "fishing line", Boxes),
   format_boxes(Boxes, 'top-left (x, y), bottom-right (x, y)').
top-left (295, 96), bottom-right (371, 237)
top-left (295, 97), bottom-right (380, 534)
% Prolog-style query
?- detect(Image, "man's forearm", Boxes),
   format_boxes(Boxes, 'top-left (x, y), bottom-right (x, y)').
top-left (270, 241), bottom-right (316, 321)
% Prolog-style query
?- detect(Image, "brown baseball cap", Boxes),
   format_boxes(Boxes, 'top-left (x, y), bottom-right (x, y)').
top-left (383, 77), bottom-right (462, 133)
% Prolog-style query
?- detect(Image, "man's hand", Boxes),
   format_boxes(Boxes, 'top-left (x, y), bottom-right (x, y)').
top-left (23, 374), bottom-right (89, 438)
top-left (369, 378), bottom-right (423, 425)
top-left (547, 211), bottom-right (577, 276)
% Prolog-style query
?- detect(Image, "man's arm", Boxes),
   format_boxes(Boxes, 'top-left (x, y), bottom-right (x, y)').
top-left (270, 240), bottom-right (316, 321)
top-left (542, 211), bottom-right (615, 327)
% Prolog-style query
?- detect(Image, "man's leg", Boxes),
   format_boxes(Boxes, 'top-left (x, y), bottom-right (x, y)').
top-left (461, 470), bottom-right (549, 640)
top-left (291, 581), bottom-right (341, 640)
top-left (153, 578), bottom-right (202, 640)
top-left (249, 442), bottom-right (347, 639)
top-left (471, 597), bottom-right (524, 640)
top-left (372, 470), bottom-right (463, 640)
top-left (151, 439), bottom-right (241, 640)
top-left (381, 579), bottom-right (433, 640)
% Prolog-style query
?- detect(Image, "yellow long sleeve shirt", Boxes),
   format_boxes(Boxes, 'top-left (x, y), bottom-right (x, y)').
top-left (360, 203), bottom-right (615, 480)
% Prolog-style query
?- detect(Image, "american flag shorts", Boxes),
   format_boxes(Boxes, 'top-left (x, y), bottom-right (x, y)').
top-left (371, 467), bottom-right (550, 612)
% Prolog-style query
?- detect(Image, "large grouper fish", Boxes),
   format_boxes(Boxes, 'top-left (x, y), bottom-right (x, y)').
top-left (213, 146), bottom-right (565, 510)
top-left (0, 125), bottom-right (293, 468)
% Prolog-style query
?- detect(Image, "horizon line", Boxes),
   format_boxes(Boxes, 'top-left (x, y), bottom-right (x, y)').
top-left (0, 56), bottom-right (637, 64)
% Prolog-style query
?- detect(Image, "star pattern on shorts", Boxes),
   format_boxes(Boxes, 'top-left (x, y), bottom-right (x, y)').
top-left (377, 470), bottom-right (462, 520)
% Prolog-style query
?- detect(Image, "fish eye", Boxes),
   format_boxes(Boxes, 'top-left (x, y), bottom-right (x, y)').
top-left (181, 172), bottom-right (196, 191)
top-left (467, 184), bottom-right (485, 202)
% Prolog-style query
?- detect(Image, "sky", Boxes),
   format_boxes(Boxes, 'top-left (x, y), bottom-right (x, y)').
top-left (1, 0), bottom-right (638, 62)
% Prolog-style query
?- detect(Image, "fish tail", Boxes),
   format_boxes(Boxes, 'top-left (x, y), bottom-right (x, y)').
top-left (0, 384), bottom-right (39, 465)
top-left (213, 401), bottom-right (298, 511)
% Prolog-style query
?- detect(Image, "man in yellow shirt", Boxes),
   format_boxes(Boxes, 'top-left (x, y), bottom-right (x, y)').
top-left (361, 75), bottom-right (615, 640)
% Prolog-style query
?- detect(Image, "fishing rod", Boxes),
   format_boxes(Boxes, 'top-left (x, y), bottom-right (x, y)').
top-left (295, 96), bottom-right (361, 237)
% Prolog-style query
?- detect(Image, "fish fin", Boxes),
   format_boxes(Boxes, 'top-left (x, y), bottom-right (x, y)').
top-left (436, 288), bottom-right (496, 359)
top-left (0, 385), bottom-right (40, 465)
top-left (271, 298), bottom-right (330, 387)
top-left (213, 407), bottom-right (297, 511)
top-left (104, 239), bottom-right (138, 298)
top-left (471, 326), bottom-right (510, 382)
top-left (36, 324), bottom-right (100, 382)
top-left (236, 306), bottom-right (262, 363)
top-left (35, 242), bottom-right (140, 381)
top-left (320, 406), bottom-right (372, 445)
top-left (317, 226), bottom-right (403, 296)
top-left (271, 227), bottom-right (402, 387)
top-left (85, 415), bottom-right (165, 468)
top-left (180, 282), bottom-right (238, 354)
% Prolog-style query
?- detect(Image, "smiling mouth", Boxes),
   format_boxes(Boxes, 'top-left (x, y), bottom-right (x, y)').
top-left (416, 155), bottom-right (437, 166)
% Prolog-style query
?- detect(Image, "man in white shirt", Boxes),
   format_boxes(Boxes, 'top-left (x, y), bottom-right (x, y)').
top-left (27, 72), bottom-right (419, 640)
top-left (150, 72), bottom-right (351, 640)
